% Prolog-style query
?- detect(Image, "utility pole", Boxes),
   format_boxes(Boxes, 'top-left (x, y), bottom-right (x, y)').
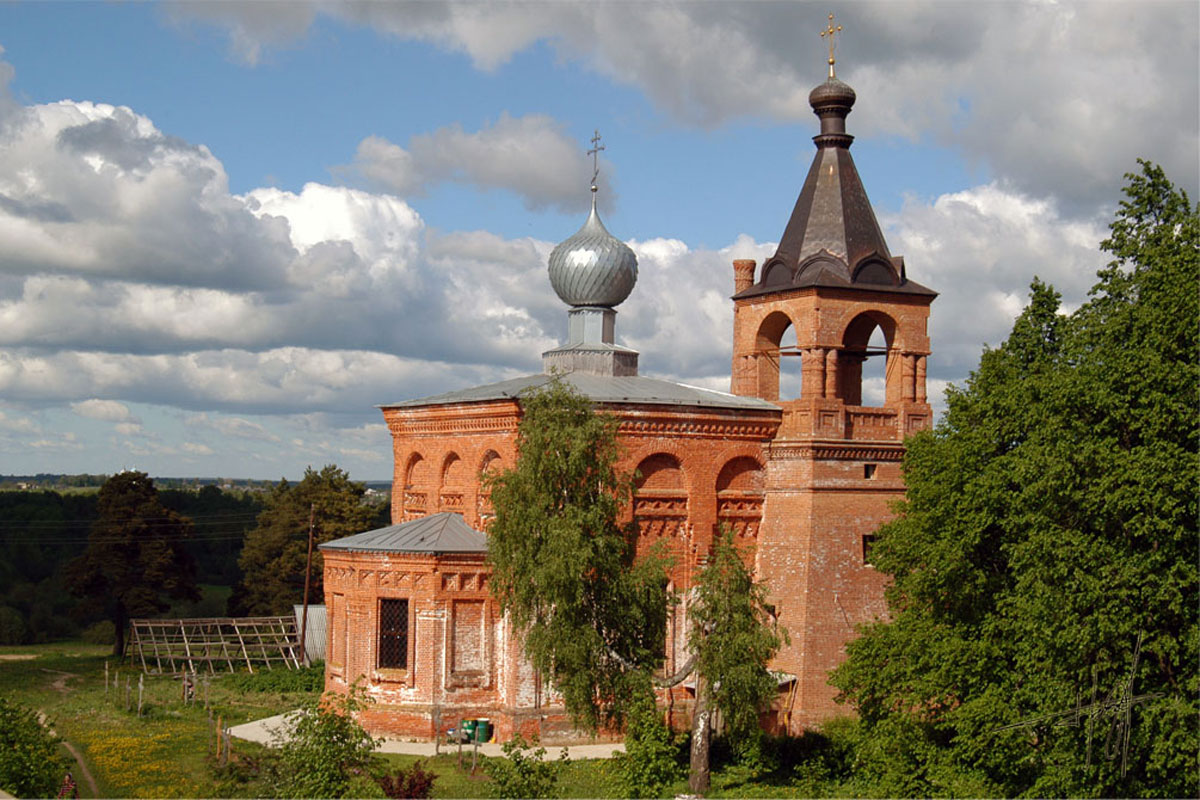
top-left (299, 502), bottom-right (315, 667)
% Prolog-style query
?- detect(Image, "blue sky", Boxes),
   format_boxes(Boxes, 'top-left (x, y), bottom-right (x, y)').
top-left (0, 1), bottom-right (1196, 481)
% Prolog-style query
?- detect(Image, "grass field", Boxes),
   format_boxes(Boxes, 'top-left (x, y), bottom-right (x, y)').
top-left (0, 642), bottom-right (842, 798)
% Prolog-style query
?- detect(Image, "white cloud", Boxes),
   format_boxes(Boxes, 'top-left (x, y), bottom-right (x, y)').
top-left (29, 432), bottom-right (82, 451)
top-left (71, 398), bottom-right (136, 423)
top-left (0, 100), bottom-right (296, 289)
top-left (883, 183), bottom-right (1107, 378)
top-left (0, 408), bottom-right (38, 434)
top-left (171, 1), bottom-right (1198, 216)
top-left (351, 114), bottom-right (607, 213)
top-left (0, 347), bottom-right (524, 416)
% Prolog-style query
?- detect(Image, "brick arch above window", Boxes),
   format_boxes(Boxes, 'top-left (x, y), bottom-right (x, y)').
top-left (441, 452), bottom-right (465, 487)
top-left (633, 453), bottom-right (688, 540)
top-left (476, 449), bottom-right (505, 528)
top-left (716, 456), bottom-right (765, 493)
top-left (715, 455), bottom-right (764, 540)
top-left (635, 453), bottom-right (686, 490)
top-left (402, 452), bottom-right (430, 520)
top-left (439, 452), bottom-right (466, 513)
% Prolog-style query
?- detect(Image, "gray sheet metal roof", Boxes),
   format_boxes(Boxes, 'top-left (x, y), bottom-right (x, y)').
top-left (319, 512), bottom-right (487, 555)
top-left (381, 372), bottom-right (779, 412)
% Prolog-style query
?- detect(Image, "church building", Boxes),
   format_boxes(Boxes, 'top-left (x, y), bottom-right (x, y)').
top-left (319, 42), bottom-right (935, 741)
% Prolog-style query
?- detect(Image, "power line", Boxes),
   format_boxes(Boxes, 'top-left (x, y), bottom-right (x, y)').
top-left (0, 509), bottom-right (266, 529)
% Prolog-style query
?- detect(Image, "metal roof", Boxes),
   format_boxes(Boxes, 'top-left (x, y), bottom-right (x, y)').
top-left (319, 512), bottom-right (488, 555)
top-left (737, 76), bottom-right (936, 301)
top-left (381, 372), bottom-right (780, 412)
top-left (292, 604), bottom-right (327, 663)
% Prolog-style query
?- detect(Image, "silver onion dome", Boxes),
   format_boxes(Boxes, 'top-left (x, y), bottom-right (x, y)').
top-left (547, 191), bottom-right (638, 308)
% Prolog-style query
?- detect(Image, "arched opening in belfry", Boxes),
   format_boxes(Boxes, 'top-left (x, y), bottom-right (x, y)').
top-left (861, 327), bottom-right (888, 405)
top-left (778, 322), bottom-right (803, 401)
top-left (754, 311), bottom-right (801, 402)
top-left (840, 311), bottom-right (897, 407)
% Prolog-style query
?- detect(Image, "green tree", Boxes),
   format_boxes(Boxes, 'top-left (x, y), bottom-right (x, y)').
top-left (485, 381), bottom-right (670, 732)
top-left (487, 383), bottom-right (787, 793)
top-left (832, 162), bottom-right (1199, 798)
top-left (232, 465), bottom-right (387, 616)
top-left (687, 529), bottom-right (787, 793)
top-left (270, 684), bottom-right (380, 799)
top-left (66, 471), bottom-right (199, 655)
top-left (0, 694), bottom-right (63, 797)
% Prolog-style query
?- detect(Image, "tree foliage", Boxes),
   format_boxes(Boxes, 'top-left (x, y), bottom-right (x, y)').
top-left (486, 381), bottom-right (670, 732)
top-left (0, 694), bottom-right (63, 798)
top-left (687, 528), bottom-right (787, 792)
top-left (615, 681), bottom-right (685, 798)
top-left (66, 471), bottom-right (199, 655)
top-left (270, 684), bottom-right (380, 799)
top-left (232, 465), bottom-right (387, 616)
top-left (484, 734), bottom-right (568, 799)
top-left (832, 161), bottom-right (1199, 797)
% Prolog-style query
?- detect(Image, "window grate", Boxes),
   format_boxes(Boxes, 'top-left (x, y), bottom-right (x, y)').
top-left (379, 598), bottom-right (409, 669)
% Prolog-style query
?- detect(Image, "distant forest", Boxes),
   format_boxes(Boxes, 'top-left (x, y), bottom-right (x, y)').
top-left (0, 477), bottom-right (387, 645)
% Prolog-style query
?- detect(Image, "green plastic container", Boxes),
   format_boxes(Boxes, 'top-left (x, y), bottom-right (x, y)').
top-left (475, 718), bottom-right (492, 742)
top-left (460, 719), bottom-right (477, 739)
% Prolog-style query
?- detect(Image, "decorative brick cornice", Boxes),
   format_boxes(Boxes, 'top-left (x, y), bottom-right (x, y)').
top-left (618, 417), bottom-right (777, 440)
top-left (769, 443), bottom-right (905, 461)
top-left (386, 414), bottom-right (519, 437)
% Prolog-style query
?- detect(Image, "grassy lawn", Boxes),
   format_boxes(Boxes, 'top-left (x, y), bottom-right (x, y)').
top-left (1, 643), bottom-right (836, 798)
top-left (0, 642), bottom-right (321, 798)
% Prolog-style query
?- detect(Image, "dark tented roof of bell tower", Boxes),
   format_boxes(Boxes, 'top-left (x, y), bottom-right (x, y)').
top-left (735, 74), bottom-right (935, 300)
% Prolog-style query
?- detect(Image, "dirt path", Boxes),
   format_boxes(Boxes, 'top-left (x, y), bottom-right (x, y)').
top-left (60, 740), bottom-right (101, 798)
top-left (36, 711), bottom-right (100, 798)
top-left (39, 667), bottom-right (78, 693)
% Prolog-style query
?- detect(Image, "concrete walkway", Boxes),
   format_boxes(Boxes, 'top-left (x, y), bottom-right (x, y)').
top-left (228, 712), bottom-right (624, 759)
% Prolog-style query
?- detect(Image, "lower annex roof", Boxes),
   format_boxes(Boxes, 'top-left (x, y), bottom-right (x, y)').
top-left (319, 512), bottom-right (487, 555)
top-left (380, 372), bottom-right (780, 412)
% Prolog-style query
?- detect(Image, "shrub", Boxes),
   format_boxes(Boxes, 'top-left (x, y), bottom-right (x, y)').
top-left (81, 619), bottom-right (115, 645)
top-left (0, 606), bottom-right (26, 645)
top-left (485, 734), bottom-right (567, 799)
top-left (377, 760), bottom-right (437, 799)
top-left (0, 694), bottom-right (63, 798)
top-left (615, 691), bottom-right (683, 798)
top-left (228, 662), bottom-right (324, 693)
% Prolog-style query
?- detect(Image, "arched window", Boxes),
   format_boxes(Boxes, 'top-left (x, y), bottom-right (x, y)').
top-left (402, 454), bottom-right (429, 520)
top-left (477, 450), bottom-right (503, 526)
top-left (715, 457), bottom-right (764, 539)
top-left (440, 453), bottom-right (464, 512)
top-left (633, 454), bottom-right (688, 540)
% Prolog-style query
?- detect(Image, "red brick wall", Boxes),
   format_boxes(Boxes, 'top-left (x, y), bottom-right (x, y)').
top-left (334, 263), bottom-right (935, 739)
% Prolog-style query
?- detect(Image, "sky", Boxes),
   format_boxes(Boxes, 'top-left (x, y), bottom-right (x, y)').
top-left (0, 1), bottom-right (1196, 482)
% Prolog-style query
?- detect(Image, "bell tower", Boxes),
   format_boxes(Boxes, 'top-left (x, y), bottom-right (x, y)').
top-left (732, 18), bottom-right (936, 729)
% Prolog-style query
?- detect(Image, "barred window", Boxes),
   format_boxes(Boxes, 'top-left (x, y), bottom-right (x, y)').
top-left (379, 598), bottom-right (409, 670)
